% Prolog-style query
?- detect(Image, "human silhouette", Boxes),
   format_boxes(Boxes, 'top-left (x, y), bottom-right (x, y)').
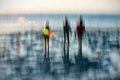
top-left (75, 16), bottom-right (86, 56)
top-left (43, 21), bottom-right (50, 58)
top-left (63, 16), bottom-right (72, 55)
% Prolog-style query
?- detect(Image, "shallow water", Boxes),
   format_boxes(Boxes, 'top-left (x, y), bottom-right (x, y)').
top-left (0, 28), bottom-right (120, 80)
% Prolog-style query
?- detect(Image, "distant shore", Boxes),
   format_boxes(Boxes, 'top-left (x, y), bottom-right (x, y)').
top-left (0, 26), bottom-right (120, 35)
top-left (0, 26), bottom-right (41, 34)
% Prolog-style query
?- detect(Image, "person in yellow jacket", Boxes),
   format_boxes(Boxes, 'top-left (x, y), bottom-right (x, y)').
top-left (43, 21), bottom-right (50, 58)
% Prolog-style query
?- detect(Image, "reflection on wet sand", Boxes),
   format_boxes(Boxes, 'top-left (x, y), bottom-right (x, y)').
top-left (39, 58), bottom-right (51, 73)
top-left (0, 28), bottom-right (120, 80)
top-left (63, 49), bottom-right (71, 74)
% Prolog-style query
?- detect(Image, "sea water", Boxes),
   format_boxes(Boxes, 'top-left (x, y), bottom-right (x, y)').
top-left (0, 14), bottom-right (120, 29)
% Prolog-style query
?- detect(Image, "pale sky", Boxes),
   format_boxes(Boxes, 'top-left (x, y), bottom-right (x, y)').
top-left (0, 0), bottom-right (120, 14)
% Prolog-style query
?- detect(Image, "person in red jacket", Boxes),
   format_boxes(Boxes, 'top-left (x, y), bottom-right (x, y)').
top-left (75, 16), bottom-right (86, 56)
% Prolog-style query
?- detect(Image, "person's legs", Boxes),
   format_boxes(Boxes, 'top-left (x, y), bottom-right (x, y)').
top-left (63, 34), bottom-right (66, 54)
top-left (44, 36), bottom-right (47, 58)
top-left (67, 33), bottom-right (69, 55)
top-left (47, 37), bottom-right (49, 58)
top-left (78, 35), bottom-right (82, 56)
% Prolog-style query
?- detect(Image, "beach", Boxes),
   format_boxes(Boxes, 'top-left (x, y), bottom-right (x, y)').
top-left (0, 14), bottom-right (120, 80)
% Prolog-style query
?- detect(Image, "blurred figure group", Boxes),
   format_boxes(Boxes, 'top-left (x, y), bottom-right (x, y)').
top-left (42, 15), bottom-right (86, 58)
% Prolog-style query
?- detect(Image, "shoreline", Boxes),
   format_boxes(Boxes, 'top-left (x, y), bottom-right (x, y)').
top-left (0, 26), bottom-right (120, 35)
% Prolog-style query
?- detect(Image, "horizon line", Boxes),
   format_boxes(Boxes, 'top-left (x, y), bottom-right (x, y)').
top-left (0, 12), bottom-right (120, 15)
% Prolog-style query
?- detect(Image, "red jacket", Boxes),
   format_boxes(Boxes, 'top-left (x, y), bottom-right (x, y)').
top-left (75, 25), bottom-right (85, 37)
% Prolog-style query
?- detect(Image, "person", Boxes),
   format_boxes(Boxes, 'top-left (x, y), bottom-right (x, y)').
top-left (43, 21), bottom-right (50, 58)
top-left (63, 16), bottom-right (72, 55)
top-left (75, 16), bottom-right (86, 56)
top-left (16, 32), bottom-right (21, 51)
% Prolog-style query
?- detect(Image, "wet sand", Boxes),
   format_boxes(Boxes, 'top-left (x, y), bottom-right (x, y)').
top-left (0, 28), bottom-right (120, 80)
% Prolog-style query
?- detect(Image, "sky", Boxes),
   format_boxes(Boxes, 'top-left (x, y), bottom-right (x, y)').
top-left (0, 0), bottom-right (120, 14)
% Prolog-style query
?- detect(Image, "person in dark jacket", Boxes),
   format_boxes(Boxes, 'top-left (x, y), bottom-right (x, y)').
top-left (63, 16), bottom-right (72, 55)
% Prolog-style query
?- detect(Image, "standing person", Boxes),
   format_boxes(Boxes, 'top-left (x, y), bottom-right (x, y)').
top-left (63, 16), bottom-right (72, 55)
top-left (16, 32), bottom-right (21, 51)
top-left (43, 21), bottom-right (50, 58)
top-left (75, 16), bottom-right (86, 56)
